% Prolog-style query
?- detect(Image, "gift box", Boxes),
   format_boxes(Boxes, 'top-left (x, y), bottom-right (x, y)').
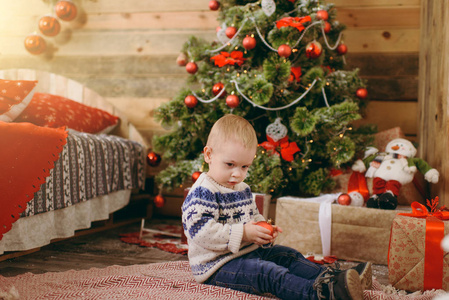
top-left (388, 203), bottom-right (449, 292)
top-left (275, 196), bottom-right (410, 265)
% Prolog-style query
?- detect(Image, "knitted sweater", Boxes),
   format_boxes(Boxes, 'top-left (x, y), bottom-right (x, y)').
top-left (182, 173), bottom-right (265, 283)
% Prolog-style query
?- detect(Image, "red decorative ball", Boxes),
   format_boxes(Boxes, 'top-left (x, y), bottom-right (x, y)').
top-left (184, 95), bottom-right (198, 108)
top-left (192, 171), bottom-right (201, 183)
top-left (338, 193), bottom-right (352, 206)
top-left (255, 220), bottom-right (275, 236)
top-left (146, 152), bottom-right (162, 167)
top-left (337, 44), bottom-right (348, 55)
top-left (24, 34), bottom-right (47, 55)
top-left (278, 44), bottom-right (292, 58)
top-left (323, 21), bottom-right (331, 33)
top-left (226, 94), bottom-right (240, 108)
top-left (356, 88), bottom-right (368, 99)
top-left (316, 10), bottom-right (329, 21)
top-left (209, 0), bottom-right (220, 11)
top-left (154, 194), bottom-right (166, 208)
top-left (225, 26), bottom-right (237, 39)
top-left (185, 62), bottom-right (198, 74)
top-left (305, 41), bottom-right (322, 59)
top-left (176, 53), bottom-right (187, 66)
top-left (212, 82), bottom-right (226, 98)
top-left (38, 16), bottom-right (61, 37)
top-left (55, 0), bottom-right (77, 21)
top-left (242, 35), bottom-right (256, 50)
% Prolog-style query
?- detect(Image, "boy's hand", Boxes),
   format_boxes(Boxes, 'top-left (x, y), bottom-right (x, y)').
top-left (243, 221), bottom-right (279, 245)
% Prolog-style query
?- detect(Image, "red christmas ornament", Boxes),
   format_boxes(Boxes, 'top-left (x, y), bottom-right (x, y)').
top-left (209, 0), bottom-right (220, 11)
top-left (323, 21), bottom-right (331, 33)
top-left (305, 41), bottom-right (322, 59)
top-left (176, 53), bottom-right (187, 66)
top-left (212, 82), bottom-right (226, 98)
top-left (356, 88), bottom-right (368, 99)
top-left (278, 44), bottom-right (292, 58)
top-left (337, 193), bottom-right (352, 206)
top-left (242, 35), bottom-right (256, 50)
top-left (55, 0), bottom-right (77, 21)
top-left (225, 26), bottom-right (237, 39)
top-left (184, 95), bottom-right (198, 108)
top-left (24, 34), bottom-right (47, 55)
top-left (38, 15), bottom-right (61, 37)
top-left (226, 94), bottom-right (240, 108)
top-left (185, 62), bottom-right (198, 74)
top-left (337, 44), bottom-right (348, 55)
top-left (255, 220), bottom-right (275, 236)
top-left (192, 171), bottom-right (201, 183)
top-left (154, 194), bottom-right (166, 208)
top-left (316, 10), bottom-right (329, 21)
top-left (146, 151), bottom-right (162, 167)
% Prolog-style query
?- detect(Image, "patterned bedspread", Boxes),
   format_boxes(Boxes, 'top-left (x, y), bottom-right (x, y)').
top-left (21, 130), bottom-right (146, 217)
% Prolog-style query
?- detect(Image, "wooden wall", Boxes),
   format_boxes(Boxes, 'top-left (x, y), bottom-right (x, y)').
top-left (0, 0), bottom-right (420, 145)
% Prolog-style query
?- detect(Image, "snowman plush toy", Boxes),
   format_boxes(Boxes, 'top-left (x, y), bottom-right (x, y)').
top-left (351, 138), bottom-right (439, 210)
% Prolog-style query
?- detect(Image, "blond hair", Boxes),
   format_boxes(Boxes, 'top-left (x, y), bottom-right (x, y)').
top-left (206, 114), bottom-right (257, 150)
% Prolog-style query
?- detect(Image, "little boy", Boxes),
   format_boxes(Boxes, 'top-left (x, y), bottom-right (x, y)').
top-left (182, 114), bottom-right (371, 299)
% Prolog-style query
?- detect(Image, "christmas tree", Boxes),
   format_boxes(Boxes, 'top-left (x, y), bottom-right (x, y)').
top-left (152, 0), bottom-right (375, 198)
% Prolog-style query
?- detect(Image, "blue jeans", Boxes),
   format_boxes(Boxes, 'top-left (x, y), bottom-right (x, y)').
top-left (206, 245), bottom-right (324, 299)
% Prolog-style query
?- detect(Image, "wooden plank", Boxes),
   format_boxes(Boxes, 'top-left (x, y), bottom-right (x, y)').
top-left (346, 53), bottom-right (419, 77)
top-left (417, 0), bottom-right (449, 204)
top-left (332, 0), bottom-right (420, 7)
top-left (355, 100), bottom-right (418, 136)
top-left (364, 77), bottom-right (418, 101)
top-left (337, 7), bottom-right (420, 28)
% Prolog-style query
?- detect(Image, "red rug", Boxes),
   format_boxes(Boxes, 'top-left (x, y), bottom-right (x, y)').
top-left (0, 260), bottom-right (446, 300)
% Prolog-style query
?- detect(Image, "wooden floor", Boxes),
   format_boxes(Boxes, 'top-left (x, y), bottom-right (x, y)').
top-left (0, 216), bottom-right (390, 287)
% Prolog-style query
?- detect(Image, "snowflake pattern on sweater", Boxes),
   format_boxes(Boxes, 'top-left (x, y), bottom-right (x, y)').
top-left (182, 173), bottom-right (265, 283)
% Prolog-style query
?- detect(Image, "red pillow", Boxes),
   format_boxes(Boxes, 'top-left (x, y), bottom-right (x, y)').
top-left (0, 79), bottom-right (38, 122)
top-left (15, 92), bottom-right (119, 134)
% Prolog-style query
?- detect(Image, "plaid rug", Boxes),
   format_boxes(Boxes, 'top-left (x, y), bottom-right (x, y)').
top-left (0, 260), bottom-right (446, 300)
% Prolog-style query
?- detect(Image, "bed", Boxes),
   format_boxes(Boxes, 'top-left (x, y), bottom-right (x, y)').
top-left (0, 69), bottom-right (148, 256)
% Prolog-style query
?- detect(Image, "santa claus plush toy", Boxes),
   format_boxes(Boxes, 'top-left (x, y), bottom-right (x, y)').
top-left (351, 138), bottom-right (439, 210)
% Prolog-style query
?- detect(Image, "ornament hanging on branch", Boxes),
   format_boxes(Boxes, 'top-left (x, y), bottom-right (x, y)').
top-left (260, 118), bottom-right (300, 161)
top-left (208, 0), bottom-right (220, 11)
top-left (261, 0), bottom-right (276, 17)
top-left (38, 15), bottom-right (61, 37)
top-left (184, 95), bottom-right (198, 108)
top-left (147, 151), bottom-right (162, 167)
top-left (55, 0), bottom-right (78, 22)
top-left (305, 41), bottom-right (322, 59)
top-left (242, 35), bottom-right (256, 50)
top-left (176, 53), bottom-right (187, 66)
top-left (323, 21), bottom-right (331, 33)
top-left (24, 34), bottom-right (47, 55)
top-left (337, 44), bottom-right (348, 55)
top-left (226, 94), bottom-right (240, 108)
top-left (154, 194), bottom-right (166, 208)
top-left (185, 62), bottom-right (198, 74)
top-left (192, 171), bottom-right (201, 183)
top-left (212, 82), bottom-right (226, 98)
top-left (278, 44), bottom-right (292, 58)
top-left (225, 26), bottom-right (237, 39)
top-left (356, 88), bottom-right (368, 99)
top-left (316, 10), bottom-right (329, 21)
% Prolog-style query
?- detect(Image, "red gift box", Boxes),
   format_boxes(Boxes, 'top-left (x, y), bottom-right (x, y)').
top-left (388, 200), bottom-right (449, 292)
